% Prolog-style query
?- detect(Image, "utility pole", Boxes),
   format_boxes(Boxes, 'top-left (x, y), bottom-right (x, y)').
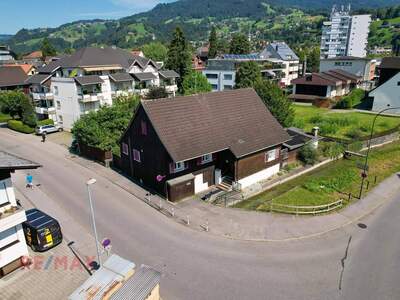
top-left (86, 178), bottom-right (102, 268)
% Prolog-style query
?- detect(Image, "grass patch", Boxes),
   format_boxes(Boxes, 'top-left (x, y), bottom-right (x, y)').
top-left (234, 140), bottom-right (400, 212)
top-left (292, 104), bottom-right (400, 140)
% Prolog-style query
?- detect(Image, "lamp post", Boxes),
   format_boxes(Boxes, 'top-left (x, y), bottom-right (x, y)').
top-left (358, 105), bottom-right (400, 199)
top-left (86, 178), bottom-right (102, 268)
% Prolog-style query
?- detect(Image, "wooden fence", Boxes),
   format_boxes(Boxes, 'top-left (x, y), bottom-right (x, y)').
top-left (78, 142), bottom-right (112, 165)
top-left (270, 199), bottom-right (344, 215)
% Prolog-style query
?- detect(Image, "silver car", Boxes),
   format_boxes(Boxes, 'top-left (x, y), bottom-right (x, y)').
top-left (35, 124), bottom-right (63, 135)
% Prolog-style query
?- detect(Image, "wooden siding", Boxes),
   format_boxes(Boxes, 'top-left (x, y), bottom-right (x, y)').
top-left (236, 147), bottom-right (281, 180)
top-left (167, 178), bottom-right (194, 202)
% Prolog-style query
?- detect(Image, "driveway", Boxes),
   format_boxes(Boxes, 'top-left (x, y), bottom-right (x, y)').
top-left (1, 127), bottom-right (400, 300)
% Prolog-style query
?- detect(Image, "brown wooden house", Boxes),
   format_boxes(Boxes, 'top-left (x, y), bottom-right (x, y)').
top-left (119, 88), bottom-right (290, 202)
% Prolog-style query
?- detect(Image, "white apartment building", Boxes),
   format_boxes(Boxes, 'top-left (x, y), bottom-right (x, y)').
top-left (203, 42), bottom-right (299, 91)
top-left (27, 47), bottom-right (179, 131)
top-left (0, 151), bottom-right (40, 277)
top-left (321, 6), bottom-right (371, 59)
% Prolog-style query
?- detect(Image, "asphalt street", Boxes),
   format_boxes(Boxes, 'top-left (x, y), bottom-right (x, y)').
top-left (1, 128), bottom-right (399, 300)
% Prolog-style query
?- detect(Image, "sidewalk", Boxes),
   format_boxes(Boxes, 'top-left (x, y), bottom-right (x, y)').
top-left (69, 154), bottom-right (400, 241)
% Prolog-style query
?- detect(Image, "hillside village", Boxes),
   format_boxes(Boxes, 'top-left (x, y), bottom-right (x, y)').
top-left (0, 1), bottom-right (400, 300)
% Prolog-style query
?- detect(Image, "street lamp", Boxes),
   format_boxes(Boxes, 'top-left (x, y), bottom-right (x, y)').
top-left (358, 105), bottom-right (400, 198)
top-left (86, 178), bottom-right (102, 268)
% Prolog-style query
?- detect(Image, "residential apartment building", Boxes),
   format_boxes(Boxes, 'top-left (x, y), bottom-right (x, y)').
top-left (26, 47), bottom-right (179, 131)
top-left (0, 46), bottom-right (16, 63)
top-left (0, 151), bottom-right (40, 277)
top-left (203, 42), bottom-right (299, 91)
top-left (321, 6), bottom-right (371, 59)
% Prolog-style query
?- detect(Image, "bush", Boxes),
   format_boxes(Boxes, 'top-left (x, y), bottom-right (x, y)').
top-left (319, 142), bottom-right (345, 159)
top-left (336, 89), bottom-right (365, 109)
top-left (7, 120), bottom-right (34, 134)
top-left (298, 144), bottom-right (318, 165)
top-left (37, 119), bottom-right (55, 126)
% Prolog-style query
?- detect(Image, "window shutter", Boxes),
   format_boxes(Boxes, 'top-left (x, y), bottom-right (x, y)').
top-left (169, 163), bottom-right (174, 174)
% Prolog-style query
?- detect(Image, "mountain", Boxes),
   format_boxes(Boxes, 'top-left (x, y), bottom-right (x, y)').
top-left (0, 34), bottom-right (12, 42)
top-left (6, 0), bottom-right (400, 54)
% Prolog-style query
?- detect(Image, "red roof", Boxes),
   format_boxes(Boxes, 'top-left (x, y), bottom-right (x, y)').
top-left (4, 64), bottom-right (35, 74)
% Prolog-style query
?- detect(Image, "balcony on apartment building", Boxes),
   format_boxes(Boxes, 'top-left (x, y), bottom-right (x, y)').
top-left (159, 70), bottom-right (180, 95)
top-left (35, 99), bottom-right (55, 115)
top-left (75, 76), bottom-right (104, 103)
top-left (109, 73), bottom-right (135, 99)
top-left (0, 205), bottom-right (26, 233)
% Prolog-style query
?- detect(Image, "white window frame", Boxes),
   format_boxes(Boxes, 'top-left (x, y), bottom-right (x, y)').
top-left (174, 161), bottom-right (185, 172)
top-left (265, 149), bottom-right (277, 162)
top-left (122, 143), bottom-right (129, 155)
top-left (201, 154), bottom-right (212, 164)
top-left (133, 149), bottom-right (141, 162)
top-left (54, 86), bottom-right (59, 96)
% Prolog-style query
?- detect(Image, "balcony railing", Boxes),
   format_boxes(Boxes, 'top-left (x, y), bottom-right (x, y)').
top-left (32, 92), bottom-right (54, 101)
top-left (78, 93), bottom-right (103, 103)
top-left (35, 106), bottom-right (56, 115)
top-left (111, 90), bottom-right (134, 98)
top-left (0, 206), bottom-right (26, 231)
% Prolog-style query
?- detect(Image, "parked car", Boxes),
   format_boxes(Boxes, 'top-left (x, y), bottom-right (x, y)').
top-left (22, 208), bottom-right (63, 252)
top-left (35, 124), bottom-right (63, 135)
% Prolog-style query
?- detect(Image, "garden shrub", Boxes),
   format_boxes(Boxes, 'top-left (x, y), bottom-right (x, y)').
top-left (320, 142), bottom-right (345, 159)
top-left (37, 119), bottom-right (54, 126)
top-left (7, 120), bottom-right (34, 134)
top-left (298, 144), bottom-right (318, 165)
top-left (319, 122), bottom-right (339, 135)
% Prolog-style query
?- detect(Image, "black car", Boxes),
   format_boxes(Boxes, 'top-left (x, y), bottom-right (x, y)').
top-left (22, 209), bottom-right (63, 252)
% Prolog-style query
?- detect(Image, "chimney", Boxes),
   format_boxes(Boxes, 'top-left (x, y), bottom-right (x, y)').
top-left (311, 127), bottom-right (319, 149)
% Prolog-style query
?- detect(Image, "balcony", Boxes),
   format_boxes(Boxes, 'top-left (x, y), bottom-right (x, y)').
top-left (111, 90), bottom-right (134, 98)
top-left (35, 106), bottom-right (56, 115)
top-left (165, 85), bottom-right (178, 94)
top-left (78, 93), bottom-right (103, 103)
top-left (0, 206), bottom-right (26, 232)
top-left (32, 92), bottom-right (54, 101)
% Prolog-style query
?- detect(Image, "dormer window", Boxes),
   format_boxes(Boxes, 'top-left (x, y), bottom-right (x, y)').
top-left (201, 154), bottom-right (212, 164)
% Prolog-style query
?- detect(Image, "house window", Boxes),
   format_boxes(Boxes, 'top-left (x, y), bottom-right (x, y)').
top-left (122, 143), bottom-right (129, 155)
top-left (265, 149), bottom-right (277, 162)
top-left (211, 84), bottom-right (218, 90)
top-left (133, 149), bottom-right (141, 162)
top-left (141, 120), bottom-right (147, 135)
top-left (174, 161), bottom-right (185, 172)
top-left (397, 81), bottom-right (400, 86)
top-left (56, 101), bottom-right (61, 110)
top-left (224, 74), bottom-right (232, 80)
top-left (201, 154), bottom-right (212, 164)
top-left (206, 73), bottom-right (218, 79)
top-left (54, 86), bottom-right (59, 96)
top-left (223, 85), bottom-right (233, 90)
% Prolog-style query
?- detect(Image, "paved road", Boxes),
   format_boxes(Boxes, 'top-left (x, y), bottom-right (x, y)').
top-left (1, 128), bottom-right (400, 300)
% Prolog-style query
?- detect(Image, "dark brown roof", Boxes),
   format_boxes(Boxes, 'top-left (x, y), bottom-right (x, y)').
top-left (74, 75), bottom-right (104, 86)
top-left (109, 72), bottom-right (134, 82)
top-left (379, 57), bottom-right (400, 70)
top-left (159, 70), bottom-right (180, 79)
top-left (25, 73), bottom-right (52, 85)
top-left (141, 88), bottom-right (290, 162)
top-left (292, 73), bottom-right (338, 86)
top-left (0, 66), bottom-right (28, 88)
top-left (133, 72), bottom-right (157, 82)
top-left (292, 69), bottom-right (360, 86)
top-left (327, 69), bottom-right (361, 82)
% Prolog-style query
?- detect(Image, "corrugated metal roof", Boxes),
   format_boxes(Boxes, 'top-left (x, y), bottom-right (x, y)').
top-left (110, 265), bottom-right (161, 300)
top-left (68, 255), bottom-right (135, 300)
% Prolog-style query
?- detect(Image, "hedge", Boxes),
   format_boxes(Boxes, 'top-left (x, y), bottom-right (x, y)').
top-left (37, 119), bottom-right (54, 126)
top-left (7, 120), bottom-right (35, 134)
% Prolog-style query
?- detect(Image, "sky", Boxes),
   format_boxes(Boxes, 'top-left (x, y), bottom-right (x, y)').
top-left (1, 0), bottom-right (176, 34)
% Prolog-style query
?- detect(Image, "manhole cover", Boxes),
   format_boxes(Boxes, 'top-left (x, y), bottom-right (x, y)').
top-left (358, 223), bottom-right (367, 229)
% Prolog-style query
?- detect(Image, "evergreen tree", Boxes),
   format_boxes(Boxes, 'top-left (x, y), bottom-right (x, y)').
top-left (208, 27), bottom-right (218, 58)
top-left (235, 61), bottom-right (262, 89)
top-left (20, 96), bottom-right (37, 127)
top-left (166, 27), bottom-right (192, 91)
top-left (41, 37), bottom-right (57, 57)
top-left (254, 79), bottom-right (294, 127)
top-left (229, 33), bottom-right (251, 54)
top-left (182, 71), bottom-right (212, 95)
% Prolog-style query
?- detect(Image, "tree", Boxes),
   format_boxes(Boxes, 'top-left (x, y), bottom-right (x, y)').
top-left (41, 37), bottom-right (57, 57)
top-left (182, 71), bottom-right (212, 95)
top-left (0, 90), bottom-right (26, 119)
top-left (146, 86), bottom-right (168, 99)
top-left (142, 42), bottom-right (168, 62)
top-left (166, 27), bottom-right (192, 90)
top-left (208, 27), bottom-right (218, 59)
top-left (254, 79), bottom-right (294, 127)
top-left (235, 61), bottom-right (261, 89)
top-left (229, 33), bottom-right (250, 54)
top-left (20, 96), bottom-right (37, 127)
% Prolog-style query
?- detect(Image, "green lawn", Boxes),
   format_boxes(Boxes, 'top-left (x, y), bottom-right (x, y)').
top-left (291, 105), bottom-right (400, 140)
top-left (234, 140), bottom-right (400, 212)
